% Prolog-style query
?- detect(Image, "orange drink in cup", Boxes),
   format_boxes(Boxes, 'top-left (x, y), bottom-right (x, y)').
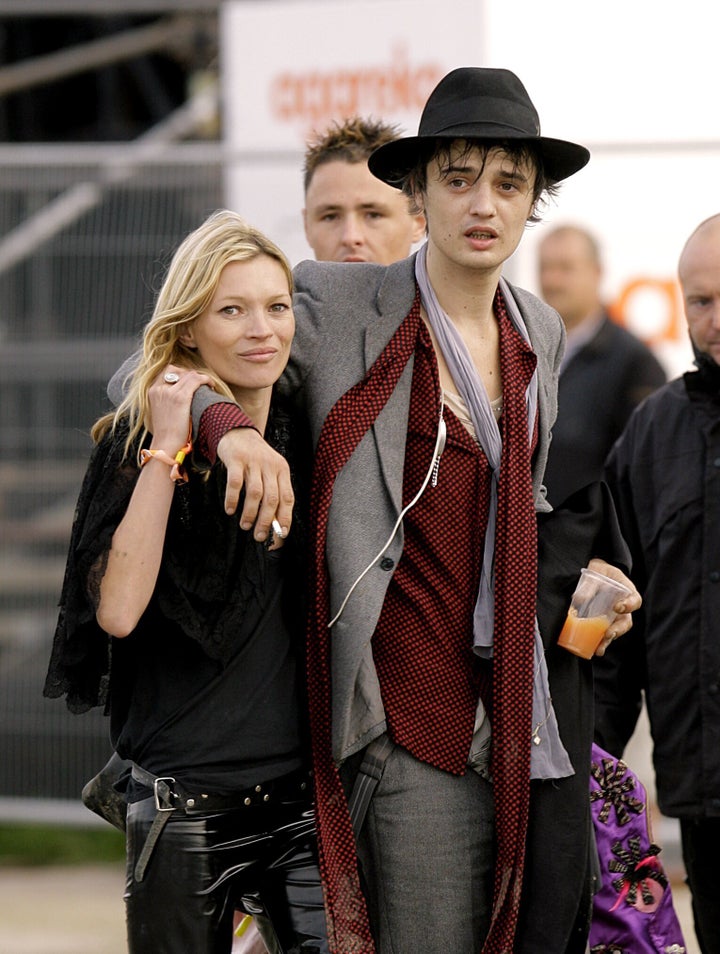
top-left (559, 609), bottom-right (614, 658)
top-left (557, 568), bottom-right (632, 659)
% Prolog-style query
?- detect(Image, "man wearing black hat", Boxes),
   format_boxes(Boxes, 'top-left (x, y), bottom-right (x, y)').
top-left (110, 67), bottom-right (640, 954)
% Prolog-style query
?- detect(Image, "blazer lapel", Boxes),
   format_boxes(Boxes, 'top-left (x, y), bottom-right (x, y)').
top-left (363, 256), bottom-right (419, 512)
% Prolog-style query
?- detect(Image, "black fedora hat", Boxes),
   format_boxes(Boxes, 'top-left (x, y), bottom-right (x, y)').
top-left (368, 67), bottom-right (590, 185)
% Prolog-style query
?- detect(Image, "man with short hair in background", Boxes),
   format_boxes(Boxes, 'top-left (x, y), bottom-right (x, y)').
top-left (538, 224), bottom-right (666, 507)
top-left (302, 116), bottom-right (426, 265)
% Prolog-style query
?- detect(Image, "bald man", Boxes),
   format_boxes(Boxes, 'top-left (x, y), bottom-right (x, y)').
top-left (538, 225), bottom-right (666, 506)
top-left (595, 214), bottom-right (720, 954)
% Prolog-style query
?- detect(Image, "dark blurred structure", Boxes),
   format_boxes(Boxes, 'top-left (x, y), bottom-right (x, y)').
top-left (0, 3), bottom-right (220, 141)
top-left (0, 1), bottom-right (224, 820)
top-left (0, 19), bottom-right (183, 141)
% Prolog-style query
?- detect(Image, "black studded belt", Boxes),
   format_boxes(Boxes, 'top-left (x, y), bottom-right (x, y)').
top-left (129, 764), bottom-right (313, 882)
top-left (131, 763), bottom-right (312, 814)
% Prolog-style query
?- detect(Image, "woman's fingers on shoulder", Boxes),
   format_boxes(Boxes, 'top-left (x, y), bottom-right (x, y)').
top-left (186, 369), bottom-right (215, 391)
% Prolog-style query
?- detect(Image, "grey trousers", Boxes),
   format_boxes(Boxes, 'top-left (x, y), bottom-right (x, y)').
top-left (353, 744), bottom-right (495, 954)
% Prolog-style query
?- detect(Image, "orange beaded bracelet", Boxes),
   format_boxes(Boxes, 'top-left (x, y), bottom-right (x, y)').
top-left (140, 429), bottom-right (192, 483)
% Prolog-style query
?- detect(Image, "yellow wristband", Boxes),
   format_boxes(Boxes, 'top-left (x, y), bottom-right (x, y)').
top-left (140, 440), bottom-right (192, 483)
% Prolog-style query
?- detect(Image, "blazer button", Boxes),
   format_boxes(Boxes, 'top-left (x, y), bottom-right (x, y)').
top-left (379, 557), bottom-right (395, 571)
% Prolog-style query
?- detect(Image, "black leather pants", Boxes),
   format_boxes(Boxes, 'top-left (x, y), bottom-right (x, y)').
top-left (125, 791), bottom-right (329, 954)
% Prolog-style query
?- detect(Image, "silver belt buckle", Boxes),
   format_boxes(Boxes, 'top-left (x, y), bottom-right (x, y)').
top-left (153, 776), bottom-right (176, 811)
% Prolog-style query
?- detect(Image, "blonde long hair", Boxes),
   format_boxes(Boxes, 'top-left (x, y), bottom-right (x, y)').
top-left (92, 210), bottom-right (293, 458)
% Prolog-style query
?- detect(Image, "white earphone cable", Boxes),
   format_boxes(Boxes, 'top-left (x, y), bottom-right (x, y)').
top-left (327, 405), bottom-right (446, 629)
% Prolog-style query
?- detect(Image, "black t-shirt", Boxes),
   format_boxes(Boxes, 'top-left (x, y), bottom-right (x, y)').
top-left (114, 541), bottom-right (304, 797)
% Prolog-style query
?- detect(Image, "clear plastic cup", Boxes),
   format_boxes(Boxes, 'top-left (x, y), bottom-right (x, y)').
top-left (557, 567), bottom-right (632, 659)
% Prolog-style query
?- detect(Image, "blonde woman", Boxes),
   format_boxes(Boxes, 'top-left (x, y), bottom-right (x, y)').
top-left (45, 211), bottom-right (326, 954)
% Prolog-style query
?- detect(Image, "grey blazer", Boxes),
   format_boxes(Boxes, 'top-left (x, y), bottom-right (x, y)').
top-left (188, 254), bottom-right (565, 765)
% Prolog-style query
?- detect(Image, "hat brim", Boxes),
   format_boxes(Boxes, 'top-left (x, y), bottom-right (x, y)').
top-left (368, 133), bottom-right (590, 187)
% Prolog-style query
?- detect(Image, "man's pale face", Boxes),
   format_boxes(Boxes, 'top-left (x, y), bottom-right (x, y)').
top-left (303, 159), bottom-right (426, 265)
top-left (680, 221), bottom-right (720, 365)
top-left (417, 144), bottom-right (536, 281)
top-left (538, 230), bottom-right (602, 330)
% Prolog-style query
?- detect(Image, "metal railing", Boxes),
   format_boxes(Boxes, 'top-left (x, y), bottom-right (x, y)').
top-left (0, 140), bottom-right (226, 822)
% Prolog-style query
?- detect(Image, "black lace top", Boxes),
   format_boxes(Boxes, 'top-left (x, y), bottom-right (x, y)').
top-left (44, 399), bottom-right (311, 790)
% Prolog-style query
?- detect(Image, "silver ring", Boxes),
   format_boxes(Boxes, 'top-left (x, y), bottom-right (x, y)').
top-left (164, 372), bottom-right (180, 385)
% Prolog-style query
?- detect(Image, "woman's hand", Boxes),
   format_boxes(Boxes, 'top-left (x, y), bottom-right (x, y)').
top-left (147, 365), bottom-right (212, 452)
top-left (587, 557), bottom-right (642, 657)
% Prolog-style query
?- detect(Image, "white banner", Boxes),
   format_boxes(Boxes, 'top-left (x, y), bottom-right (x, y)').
top-left (221, 0), bottom-right (720, 374)
top-left (221, 0), bottom-right (485, 265)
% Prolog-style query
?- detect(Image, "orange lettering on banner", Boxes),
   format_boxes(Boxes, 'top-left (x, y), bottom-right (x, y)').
top-left (610, 277), bottom-right (684, 345)
top-left (269, 48), bottom-right (444, 137)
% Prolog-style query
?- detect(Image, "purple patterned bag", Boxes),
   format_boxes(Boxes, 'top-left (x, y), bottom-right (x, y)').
top-left (588, 742), bottom-right (686, 953)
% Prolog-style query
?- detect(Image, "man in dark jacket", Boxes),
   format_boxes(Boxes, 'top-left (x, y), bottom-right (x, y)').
top-left (595, 212), bottom-right (720, 954)
top-left (538, 225), bottom-right (666, 507)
